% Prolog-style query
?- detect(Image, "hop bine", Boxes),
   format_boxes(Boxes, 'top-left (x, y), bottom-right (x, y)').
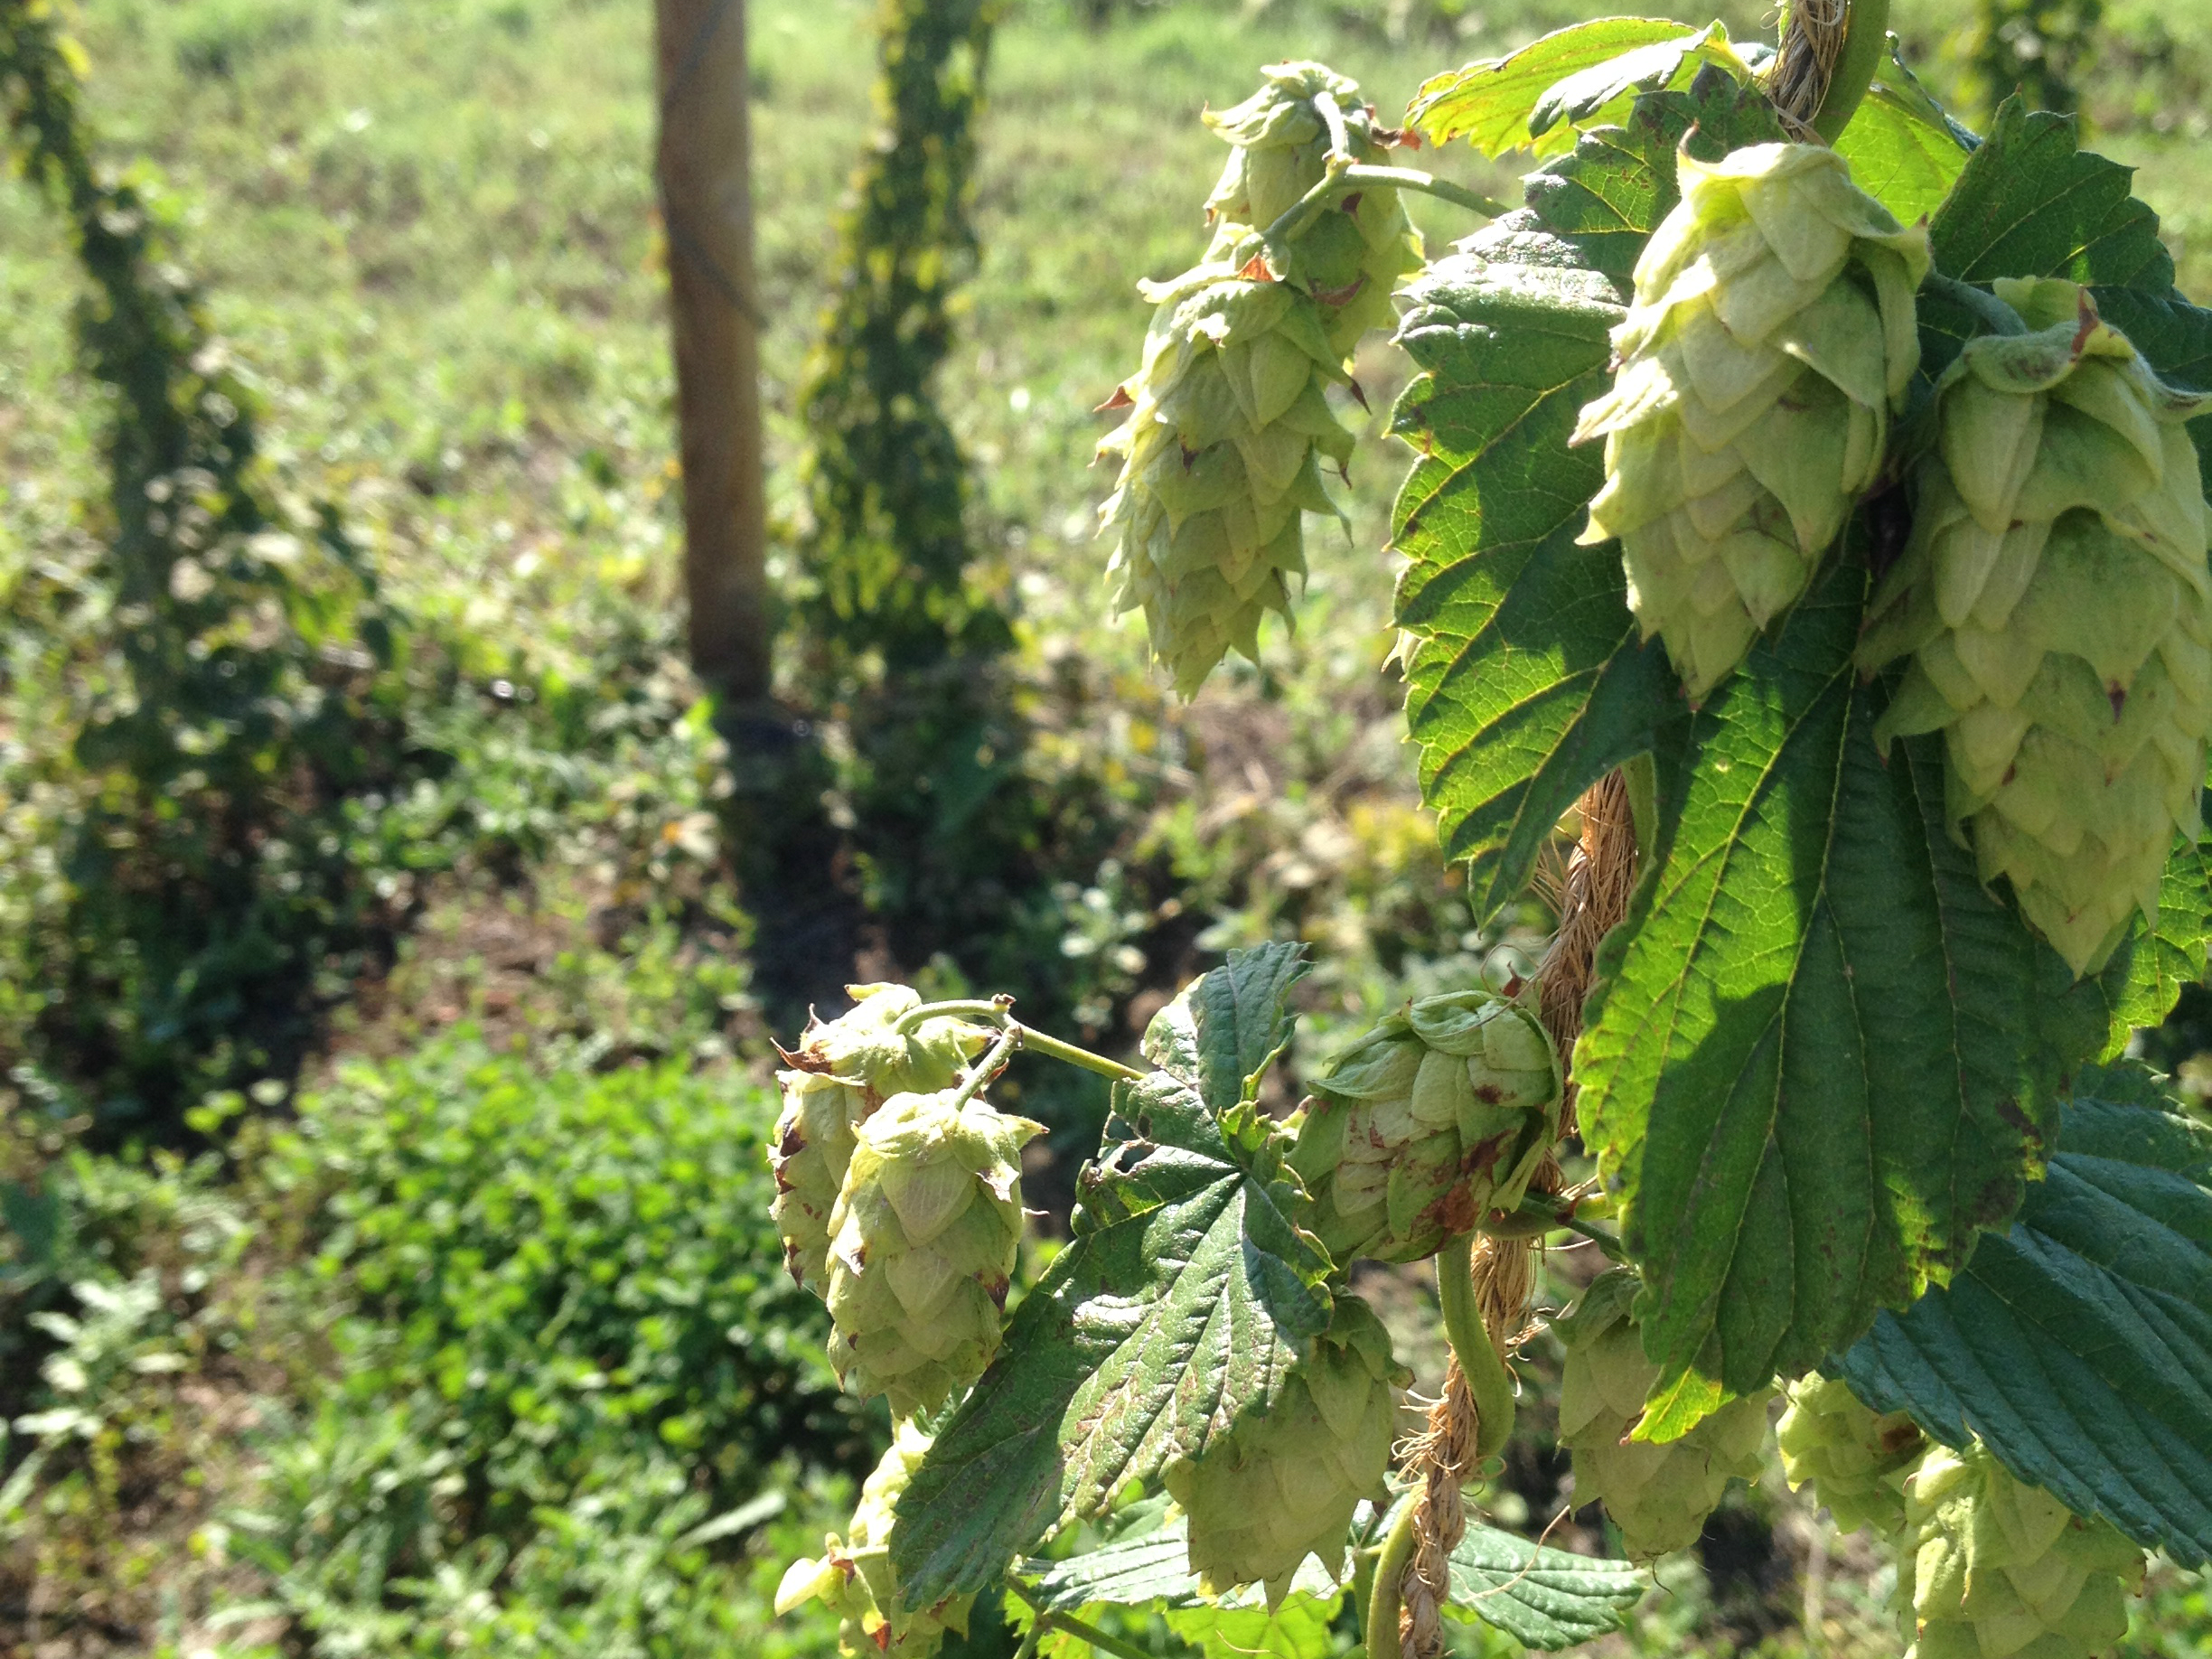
top-left (1898, 1439), bottom-right (2145, 1659)
top-left (770, 984), bottom-right (993, 1296)
top-left (1289, 989), bottom-right (1561, 1265)
top-left (1574, 142), bottom-right (1930, 700)
top-left (1164, 1292), bottom-right (1407, 1607)
top-left (1859, 277), bottom-right (2212, 975)
top-left (775, 1420), bottom-right (975, 1659)
top-left (1097, 63), bottom-right (1422, 695)
top-left (1554, 1270), bottom-right (1771, 1559)
top-left (1777, 1373), bottom-right (1926, 1539)
top-left (823, 1084), bottom-right (1044, 1419)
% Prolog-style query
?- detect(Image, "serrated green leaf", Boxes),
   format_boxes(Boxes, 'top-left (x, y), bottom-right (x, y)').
top-left (1011, 1508), bottom-right (1351, 1616)
top-left (889, 951), bottom-right (1331, 1604)
top-left (1518, 80), bottom-right (1786, 284)
top-left (1928, 98), bottom-right (2174, 293)
top-left (2114, 843), bottom-right (2212, 1036)
top-left (1838, 1063), bottom-right (2212, 1567)
top-left (1148, 938), bottom-right (1307, 1111)
top-left (1833, 39), bottom-right (1974, 224)
top-left (1392, 81), bottom-right (1785, 924)
top-left (1442, 1523), bottom-right (1644, 1649)
top-left (1527, 24), bottom-right (1752, 145)
top-left (1408, 17), bottom-right (1705, 156)
top-left (1574, 547), bottom-right (2114, 1436)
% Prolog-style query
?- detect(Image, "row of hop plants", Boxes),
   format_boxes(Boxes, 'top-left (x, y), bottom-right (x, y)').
top-left (1, 0), bottom-right (421, 1136)
top-left (759, 12), bottom-right (2212, 1659)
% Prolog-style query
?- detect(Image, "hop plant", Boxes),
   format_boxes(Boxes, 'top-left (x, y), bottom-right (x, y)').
top-left (771, 984), bottom-right (992, 1294)
top-left (1898, 1439), bottom-right (2145, 1659)
top-left (1555, 1270), bottom-right (1772, 1559)
top-left (1164, 1292), bottom-right (1407, 1607)
top-left (824, 1085), bottom-right (1044, 1419)
top-left (1289, 989), bottom-right (1562, 1264)
top-left (775, 1420), bottom-right (976, 1658)
top-left (1777, 1373), bottom-right (1926, 1539)
top-left (1858, 277), bottom-right (2212, 974)
top-left (1574, 142), bottom-right (1931, 700)
top-left (1097, 64), bottom-right (1421, 695)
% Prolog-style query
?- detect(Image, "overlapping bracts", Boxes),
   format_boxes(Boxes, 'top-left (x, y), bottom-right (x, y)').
top-left (1166, 1292), bottom-right (1405, 1607)
top-left (1098, 64), bottom-right (1421, 694)
top-left (775, 1420), bottom-right (976, 1659)
top-left (1576, 143), bottom-right (1929, 698)
top-left (1555, 1270), bottom-right (1771, 1560)
top-left (1860, 278), bottom-right (2212, 974)
top-left (769, 984), bottom-right (990, 1294)
top-left (1289, 989), bottom-right (1561, 1264)
top-left (823, 1087), bottom-right (1043, 1419)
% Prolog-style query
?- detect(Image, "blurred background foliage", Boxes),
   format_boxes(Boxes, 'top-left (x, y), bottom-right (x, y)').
top-left (1, 0), bottom-right (2208, 1652)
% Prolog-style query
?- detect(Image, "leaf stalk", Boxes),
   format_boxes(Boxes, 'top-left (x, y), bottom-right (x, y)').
top-left (1810, 0), bottom-right (1891, 144)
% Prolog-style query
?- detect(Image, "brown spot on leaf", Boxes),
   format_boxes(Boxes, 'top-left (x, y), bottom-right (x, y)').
top-left (1239, 252), bottom-right (1276, 283)
top-left (1095, 383), bottom-right (1134, 412)
top-left (2108, 680), bottom-right (2127, 719)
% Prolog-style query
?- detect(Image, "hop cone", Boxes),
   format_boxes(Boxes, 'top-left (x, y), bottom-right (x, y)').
top-left (1165, 1293), bottom-right (1407, 1607)
top-left (1289, 989), bottom-right (1562, 1264)
top-left (1777, 1373), bottom-right (1926, 1539)
top-left (824, 1087), bottom-right (1043, 1419)
top-left (1898, 1439), bottom-right (2145, 1659)
top-left (1200, 62), bottom-right (1424, 353)
top-left (1555, 1270), bottom-right (1772, 1559)
top-left (1859, 277), bottom-right (2212, 974)
top-left (775, 1420), bottom-right (975, 1658)
top-left (1574, 143), bottom-right (1931, 699)
top-left (770, 984), bottom-right (991, 1294)
top-left (1098, 63), bottom-right (1420, 695)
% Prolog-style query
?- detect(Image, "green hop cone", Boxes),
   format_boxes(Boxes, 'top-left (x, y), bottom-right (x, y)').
top-left (775, 1420), bottom-right (975, 1658)
top-left (771, 984), bottom-right (991, 1294)
top-left (1097, 63), bottom-right (1420, 696)
top-left (823, 1086), bottom-right (1044, 1418)
top-left (1200, 62), bottom-right (1424, 354)
top-left (1777, 1373), bottom-right (1926, 1539)
top-left (1898, 1439), bottom-right (2146, 1659)
top-left (1165, 1292), bottom-right (1407, 1607)
top-left (1555, 1270), bottom-right (1772, 1559)
top-left (1289, 989), bottom-right (1562, 1264)
top-left (1859, 277), bottom-right (2212, 974)
top-left (1574, 142), bottom-right (1930, 700)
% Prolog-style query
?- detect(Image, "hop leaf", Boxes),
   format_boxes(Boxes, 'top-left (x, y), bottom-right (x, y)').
top-left (1163, 1292), bottom-right (1407, 1607)
top-left (1859, 278), bottom-right (2212, 975)
top-left (1555, 1270), bottom-right (1771, 1559)
top-left (1098, 63), bottom-right (1420, 696)
top-left (776, 1420), bottom-right (977, 1658)
top-left (1898, 1439), bottom-right (2146, 1659)
top-left (1777, 1373), bottom-right (1926, 1540)
top-left (769, 985), bottom-right (991, 1294)
top-left (1574, 142), bottom-right (1930, 699)
top-left (1289, 989), bottom-right (1562, 1263)
top-left (824, 1087), bottom-right (1044, 1419)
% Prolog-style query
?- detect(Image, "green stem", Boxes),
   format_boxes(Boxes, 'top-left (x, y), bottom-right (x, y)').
top-left (895, 999), bottom-right (1147, 1084)
top-left (1810, 0), bottom-right (1891, 144)
top-left (1490, 1193), bottom-right (1630, 1264)
top-left (1314, 89), bottom-right (1355, 164)
top-left (1366, 1499), bottom-right (1419, 1659)
top-left (1922, 272), bottom-right (2028, 336)
top-left (950, 1028), bottom-right (1019, 1111)
top-left (1438, 1235), bottom-right (1516, 1464)
top-left (1016, 1025), bottom-right (1148, 1085)
top-left (1263, 163), bottom-right (1509, 250)
top-left (1043, 1609), bottom-right (1164, 1659)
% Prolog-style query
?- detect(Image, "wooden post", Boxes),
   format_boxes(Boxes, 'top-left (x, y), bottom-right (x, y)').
top-left (654, 0), bottom-right (771, 699)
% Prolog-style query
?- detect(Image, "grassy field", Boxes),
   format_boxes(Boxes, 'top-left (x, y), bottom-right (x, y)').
top-left (4, 0), bottom-right (2211, 1652)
